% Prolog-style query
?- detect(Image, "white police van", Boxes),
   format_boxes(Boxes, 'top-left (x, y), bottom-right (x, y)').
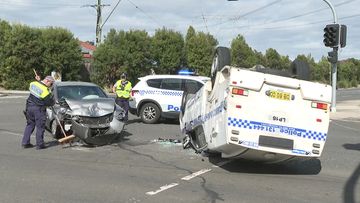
top-left (180, 47), bottom-right (332, 162)
top-left (130, 74), bottom-right (210, 124)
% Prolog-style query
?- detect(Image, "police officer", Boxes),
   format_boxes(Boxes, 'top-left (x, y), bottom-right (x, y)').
top-left (112, 73), bottom-right (132, 122)
top-left (22, 75), bottom-right (55, 149)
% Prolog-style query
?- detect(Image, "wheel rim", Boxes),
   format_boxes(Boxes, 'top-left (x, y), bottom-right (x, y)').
top-left (143, 106), bottom-right (156, 121)
top-left (211, 54), bottom-right (219, 76)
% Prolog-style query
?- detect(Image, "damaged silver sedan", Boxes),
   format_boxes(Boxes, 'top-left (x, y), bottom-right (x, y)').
top-left (45, 82), bottom-right (125, 146)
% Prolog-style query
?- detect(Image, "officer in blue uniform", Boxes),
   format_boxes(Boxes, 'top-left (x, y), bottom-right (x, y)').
top-left (22, 75), bottom-right (55, 149)
top-left (112, 73), bottom-right (132, 122)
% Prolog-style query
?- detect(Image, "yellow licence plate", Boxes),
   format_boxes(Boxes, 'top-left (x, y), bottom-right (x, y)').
top-left (269, 90), bottom-right (291, 101)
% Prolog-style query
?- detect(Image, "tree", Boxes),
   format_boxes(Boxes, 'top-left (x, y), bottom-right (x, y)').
top-left (231, 35), bottom-right (257, 68)
top-left (185, 26), bottom-right (218, 76)
top-left (0, 20), bottom-right (12, 85)
top-left (1, 24), bottom-right (43, 89)
top-left (124, 30), bottom-right (152, 82)
top-left (338, 59), bottom-right (358, 86)
top-left (313, 57), bottom-right (331, 83)
top-left (265, 48), bottom-right (282, 70)
top-left (41, 27), bottom-right (83, 81)
top-left (92, 29), bottom-right (152, 88)
top-left (0, 22), bottom-right (86, 89)
top-left (151, 27), bottom-right (184, 74)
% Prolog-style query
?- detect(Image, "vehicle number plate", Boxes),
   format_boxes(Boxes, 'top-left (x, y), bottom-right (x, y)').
top-left (268, 90), bottom-right (290, 101)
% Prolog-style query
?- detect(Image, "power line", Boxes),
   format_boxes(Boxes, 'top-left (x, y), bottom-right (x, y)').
top-left (126, 0), bottom-right (162, 27)
top-left (235, 13), bottom-right (360, 31)
top-left (83, 1), bottom-right (110, 45)
top-left (201, 13), bottom-right (209, 33)
top-left (101, 0), bottom-right (123, 30)
top-left (200, 0), bottom-right (282, 28)
top-left (240, 0), bottom-right (357, 29)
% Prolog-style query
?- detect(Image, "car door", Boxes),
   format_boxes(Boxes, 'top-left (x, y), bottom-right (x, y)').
top-left (159, 78), bottom-right (183, 113)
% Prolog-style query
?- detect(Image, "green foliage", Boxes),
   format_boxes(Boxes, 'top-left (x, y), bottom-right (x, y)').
top-left (41, 27), bottom-right (83, 81)
top-left (230, 35), bottom-right (258, 68)
top-left (92, 29), bottom-right (152, 88)
top-left (350, 79), bottom-right (358, 87)
top-left (0, 21), bottom-right (84, 90)
top-left (337, 80), bottom-right (349, 88)
top-left (312, 57), bottom-right (330, 83)
top-left (0, 20), bottom-right (11, 84)
top-left (338, 59), bottom-right (359, 84)
top-left (185, 26), bottom-right (218, 76)
top-left (151, 27), bottom-right (184, 74)
top-left (1, 24), bottom-right (43, 89)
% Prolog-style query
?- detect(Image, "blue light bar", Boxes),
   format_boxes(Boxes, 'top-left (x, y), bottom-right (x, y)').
top-left (178, 69), bottom-right (195, 75)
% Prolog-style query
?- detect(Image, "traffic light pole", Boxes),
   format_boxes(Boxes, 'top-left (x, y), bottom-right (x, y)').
top-left (322, 0), bottom-right (338, 112)
top-left (330, 47), bottom-right (338, 112)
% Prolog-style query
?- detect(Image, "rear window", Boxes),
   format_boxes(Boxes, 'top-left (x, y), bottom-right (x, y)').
top-left (160, 78), bottom-right (182, 91)
top-left (146, 79), bottom-right (161, 88)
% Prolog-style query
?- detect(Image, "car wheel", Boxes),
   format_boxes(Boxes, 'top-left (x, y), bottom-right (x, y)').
top-left (140, 103), bottom-right (161, 124)
top-left (51, 120), bottom-right (62, 139)
top-left (211, 46), bottom-right (231, 87)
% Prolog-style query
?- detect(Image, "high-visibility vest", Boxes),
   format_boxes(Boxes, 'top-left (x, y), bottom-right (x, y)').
top-left (115, 80), bottom-right (132, 99)
top-left (29, 81), bottom-right (50, 99)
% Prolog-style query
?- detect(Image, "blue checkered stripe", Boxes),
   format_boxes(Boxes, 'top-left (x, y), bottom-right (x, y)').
top-left (303, 131), bottom-right (326, 141)
top-left (138, 90), bottom-right (182, 97)
top-left (227, 117), bottom-right (327, 141)
top-left (228, 118), bottom-right (253, 129)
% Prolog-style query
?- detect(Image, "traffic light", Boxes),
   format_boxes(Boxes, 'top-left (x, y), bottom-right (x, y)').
top-left (323, 24), bottom-right (340, 48)
top-left (340, 25), bottom-right (347, 48)
top-left (327, 50), bottom-right (338, 63)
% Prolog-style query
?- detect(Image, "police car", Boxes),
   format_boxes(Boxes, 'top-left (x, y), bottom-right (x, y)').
top-left (129, 74), bottom-right (210, 124)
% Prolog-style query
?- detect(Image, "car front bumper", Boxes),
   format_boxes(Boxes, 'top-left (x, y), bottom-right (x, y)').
top-left (71, 118), bottom-right (125, 145)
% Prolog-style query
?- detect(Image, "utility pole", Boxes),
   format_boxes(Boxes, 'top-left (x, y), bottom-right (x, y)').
top-left (83, 0), bottom-right (110, 45)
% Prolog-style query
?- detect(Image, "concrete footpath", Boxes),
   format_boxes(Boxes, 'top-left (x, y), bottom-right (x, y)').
top-left (0, 90), bottom-right (28, 97)
top-left (331, 100), bottom-right (360, 121)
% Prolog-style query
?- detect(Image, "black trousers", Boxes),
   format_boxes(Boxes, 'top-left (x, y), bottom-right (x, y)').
top-left (115, 98), bottom-right (129, 121)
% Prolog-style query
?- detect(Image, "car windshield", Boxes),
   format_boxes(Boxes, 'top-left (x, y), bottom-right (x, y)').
top-left (57, 85), bottom-right (107, 100)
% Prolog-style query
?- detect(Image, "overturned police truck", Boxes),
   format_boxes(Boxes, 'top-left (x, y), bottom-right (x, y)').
top-left (180, 47), bottom-right (332, 163)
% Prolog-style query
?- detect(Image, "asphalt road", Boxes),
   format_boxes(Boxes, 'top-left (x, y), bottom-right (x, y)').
top-left (0, 89), bottom-right (359, 203)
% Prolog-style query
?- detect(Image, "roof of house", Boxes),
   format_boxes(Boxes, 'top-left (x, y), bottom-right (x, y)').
top-left (79, 41), bottom-right (96, 51)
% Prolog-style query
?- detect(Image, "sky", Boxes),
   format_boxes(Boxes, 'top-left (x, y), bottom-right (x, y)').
top-left (0, 0), bottom-right (359, 61)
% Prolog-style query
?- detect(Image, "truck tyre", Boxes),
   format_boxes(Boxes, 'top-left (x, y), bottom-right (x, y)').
top-left (140, 103), bottom-right (161, 124)
top-left (211, 47), bottom-right (231, 86)
top-left (50, 119), bottom-right (62, 139)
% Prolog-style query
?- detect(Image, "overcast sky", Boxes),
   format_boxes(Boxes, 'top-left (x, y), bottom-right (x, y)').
top-left (0, 0), bottom-right (359, 61)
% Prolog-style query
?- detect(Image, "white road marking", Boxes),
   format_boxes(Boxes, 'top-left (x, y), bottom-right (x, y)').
top-left (0, 96), bottom-right (26, 99)
top-left (181, 168), bottom-right (212, 181)
top-left (145, 183), bottom-right (179, 196)
top-left (1, 131), bottom-right (22, 137)
top-left (144, 159), bottom-right (233, 196)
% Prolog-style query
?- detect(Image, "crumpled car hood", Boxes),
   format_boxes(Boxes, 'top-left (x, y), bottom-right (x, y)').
top-left (65, 98), bottom-right (115, 117)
